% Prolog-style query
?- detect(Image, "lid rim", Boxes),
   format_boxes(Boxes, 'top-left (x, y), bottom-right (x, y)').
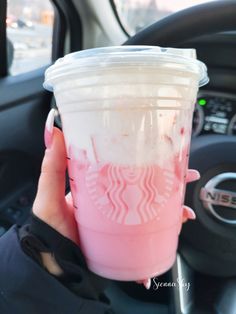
top-left (44, 45), bottom-right (208, 91)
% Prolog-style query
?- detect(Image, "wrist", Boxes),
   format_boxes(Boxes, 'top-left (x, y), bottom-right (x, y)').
top-left (40, 252), bottom-right (64, 276)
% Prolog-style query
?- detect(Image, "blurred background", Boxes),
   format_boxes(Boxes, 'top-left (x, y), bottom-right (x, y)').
top-left (7, 0), bottom-right (216, 75)
top-left (114, 0), bottom-right (218, 34)
top-left (7, 0), bottom-right (54, 75)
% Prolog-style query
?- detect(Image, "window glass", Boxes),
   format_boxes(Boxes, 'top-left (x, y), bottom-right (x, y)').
top-left (113, 0), bottom-right (218, 35)
top-left (7, 0), bottom-right (54, 75)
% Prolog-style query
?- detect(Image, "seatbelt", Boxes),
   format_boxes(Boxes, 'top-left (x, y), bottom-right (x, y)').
top-left (0, 0), bottom-right (7, 77)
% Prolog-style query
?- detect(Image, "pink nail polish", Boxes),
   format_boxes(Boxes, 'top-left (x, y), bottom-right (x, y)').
top-left (183, 206), bottom-right (196, 220)
top-left (186, 169), bottom-right (200, 183)
top-left (143, 278), bottom-right (151, 290)
top-left (136, 278), bottom-right (151, 290)
top-left (44, 109), bottom-right (56, 148)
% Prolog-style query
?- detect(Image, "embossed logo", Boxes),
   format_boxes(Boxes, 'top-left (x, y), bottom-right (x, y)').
top-left (86, 164), bottom-right (174, 225)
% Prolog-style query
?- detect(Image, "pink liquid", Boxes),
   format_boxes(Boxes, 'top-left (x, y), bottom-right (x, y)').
top-left (67, 145), bottom-right (188, 280)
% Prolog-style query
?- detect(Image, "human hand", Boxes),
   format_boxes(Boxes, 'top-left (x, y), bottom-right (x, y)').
top-left (32, 126), bottom-right (79, 244)
top-left (32, 108), bottom-right (200, 279)
top-left (32, 122), bottom-right (80, 275)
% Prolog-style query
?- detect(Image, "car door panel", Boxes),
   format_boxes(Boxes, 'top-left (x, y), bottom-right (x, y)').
top-left (0, 67), bottom-right (51, 229)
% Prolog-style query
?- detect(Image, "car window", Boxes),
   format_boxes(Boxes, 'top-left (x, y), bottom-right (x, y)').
top-left (7, 0), bottom-right (54, 75)
top-left (112, 0), bottom-right (219, 35)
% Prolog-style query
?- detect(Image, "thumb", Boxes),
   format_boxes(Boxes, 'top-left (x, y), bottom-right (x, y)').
top-left (33, 127), bottom-right (67, 216)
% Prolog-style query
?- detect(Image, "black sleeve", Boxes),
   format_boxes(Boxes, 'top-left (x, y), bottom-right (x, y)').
top-left (0, 222), bottom-right (113, 314)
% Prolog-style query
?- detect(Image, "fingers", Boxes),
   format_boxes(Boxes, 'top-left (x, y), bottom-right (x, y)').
top-left (136, 278), bottom-right (151, 290)
top-left (182, 170), bottom-right (199, 223)
top-left (33, 127), bottom-right (67, 216)
top-left (186, 169), bottom-right (200, 183)
top-left (65, 192), bottom-right (75, 214)
top-left (182, 206), bottom-right (196, 223)
top-left (44, 108), bottom-right (56, 149)
top-left (65, 192), bottom-right (73, 204)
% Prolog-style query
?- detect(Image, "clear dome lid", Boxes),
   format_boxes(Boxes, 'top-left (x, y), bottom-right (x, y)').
top-left (44, 45), bottom-right (209, 91)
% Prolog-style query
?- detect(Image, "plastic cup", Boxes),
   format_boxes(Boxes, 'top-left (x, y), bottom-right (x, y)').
top-left (44, 46), bottom-right (208, 281)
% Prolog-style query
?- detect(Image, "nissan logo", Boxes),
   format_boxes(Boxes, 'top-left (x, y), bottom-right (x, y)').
top-left (200, 172), bottom-right (236, 225)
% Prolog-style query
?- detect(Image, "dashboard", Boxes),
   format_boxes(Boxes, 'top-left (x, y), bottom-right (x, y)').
top-left (193, 91), bottom-right (236, 137)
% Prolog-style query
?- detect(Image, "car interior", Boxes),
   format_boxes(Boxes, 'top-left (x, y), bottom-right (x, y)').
top-left (0, 0), bottom-right (236, 313)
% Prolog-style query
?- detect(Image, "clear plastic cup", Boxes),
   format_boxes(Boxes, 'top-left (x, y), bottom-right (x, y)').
top-left (44, 46), bottom-right (208, 281)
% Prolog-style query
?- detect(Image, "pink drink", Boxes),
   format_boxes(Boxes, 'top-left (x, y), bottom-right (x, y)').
top-left (67, 144), bottom-right (188, 280)
top-left (44, 46), bottom-right (208, 280)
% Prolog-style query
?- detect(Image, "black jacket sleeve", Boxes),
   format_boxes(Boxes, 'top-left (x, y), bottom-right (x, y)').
top-left (0, 224), bottom-right (113, 314)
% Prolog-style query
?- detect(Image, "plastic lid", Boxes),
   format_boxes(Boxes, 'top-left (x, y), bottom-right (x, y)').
top-left (44, 46), bottom-right (209, 91)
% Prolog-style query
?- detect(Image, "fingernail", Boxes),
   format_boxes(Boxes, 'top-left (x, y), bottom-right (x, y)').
top-left (143, 278), bottom-right (151, 290)
top-left (136, 278), bottom-right (151, 289)
top-left (183, 206), bottom-right (196, 222)
top-left (186, 169), bottom-right (200, 183)
top-left (44, 109), bottom-right (56, 149)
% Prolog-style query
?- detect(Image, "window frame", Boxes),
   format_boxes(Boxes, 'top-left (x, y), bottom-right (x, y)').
top-left (53, 0), bottom-right (82, 55)
top-left (0, 0), bottom-right (7, 77)
top-left (44, 0), bottom-right (84, 62)
top-left (109, 0), bottom-right (130, 38)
